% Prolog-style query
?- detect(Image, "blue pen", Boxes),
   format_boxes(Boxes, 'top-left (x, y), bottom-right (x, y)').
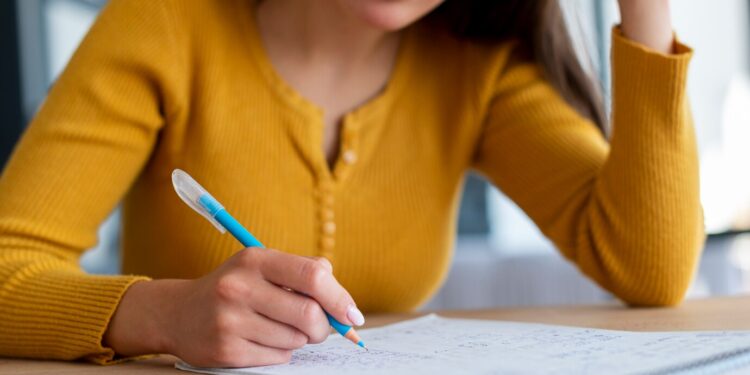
top-left (171, 169), bottom-right (366, 349)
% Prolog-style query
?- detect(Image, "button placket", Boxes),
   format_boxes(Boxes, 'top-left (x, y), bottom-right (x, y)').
top-left (333, 116), bottom-right (360, 181)
top-left (317, 181), bottom-right (336, 258)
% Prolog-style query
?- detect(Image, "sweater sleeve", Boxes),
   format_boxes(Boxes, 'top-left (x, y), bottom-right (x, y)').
top-left (472, 28), bottom-right (704, 307)
top-left (0, 0), bottom-right (181, 363)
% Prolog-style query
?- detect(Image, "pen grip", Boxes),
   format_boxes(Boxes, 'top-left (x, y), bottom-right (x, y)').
top-left (213, 209), bottom-right (354, 334)
top-left (213, 209), bottom-right (264, 248)
top-left (327, 312), bottom-right (352, 335)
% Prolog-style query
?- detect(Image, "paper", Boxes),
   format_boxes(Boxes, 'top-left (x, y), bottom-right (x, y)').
top-left (176, 314), bottom-right (750, 375)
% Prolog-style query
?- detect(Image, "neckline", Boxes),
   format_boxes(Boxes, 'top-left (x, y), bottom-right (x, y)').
top-left (240, 0), bottom-right (412, 124)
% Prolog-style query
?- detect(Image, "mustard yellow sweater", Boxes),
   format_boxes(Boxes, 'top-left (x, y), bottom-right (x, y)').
top-left (0, 0), bottom-right (703, 364)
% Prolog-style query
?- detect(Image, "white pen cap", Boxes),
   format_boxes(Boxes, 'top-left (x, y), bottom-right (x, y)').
top-left (171, 169), bottom-right (226, 233)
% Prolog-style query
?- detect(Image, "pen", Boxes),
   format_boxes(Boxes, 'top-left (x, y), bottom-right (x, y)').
top-left (171, 169), bottom-right (366, 350)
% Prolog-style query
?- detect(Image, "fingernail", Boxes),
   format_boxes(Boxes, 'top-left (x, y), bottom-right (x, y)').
top-left (347, 305), bottom-right (365, 326)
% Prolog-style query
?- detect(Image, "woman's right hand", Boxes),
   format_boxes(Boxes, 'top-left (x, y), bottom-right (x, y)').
top-left (103, 247), bottom-right (364, 367)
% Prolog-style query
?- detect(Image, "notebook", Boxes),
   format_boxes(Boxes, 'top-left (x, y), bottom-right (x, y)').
top-left (175, 314), bottom-right (750, 375)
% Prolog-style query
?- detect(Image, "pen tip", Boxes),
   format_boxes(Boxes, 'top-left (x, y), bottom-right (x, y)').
top-left (358, 341), bottom-right (367, 350)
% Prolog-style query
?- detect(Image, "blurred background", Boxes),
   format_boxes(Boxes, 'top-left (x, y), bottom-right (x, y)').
top-left (1, 0), bottom-right (749, 309)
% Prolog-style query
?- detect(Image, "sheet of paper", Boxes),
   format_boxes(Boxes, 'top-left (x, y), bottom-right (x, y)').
top-left (176, 314), bottom-right (750, 375)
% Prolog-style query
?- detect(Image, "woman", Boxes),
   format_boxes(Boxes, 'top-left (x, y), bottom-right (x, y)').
top-left (0, 0), bottom-right (702, 368)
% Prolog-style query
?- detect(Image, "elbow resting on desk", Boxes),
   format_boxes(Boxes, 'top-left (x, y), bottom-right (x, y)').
top-left (561, 205), bottom-right (706, 308)
top-left (614, 258), bottom-right (700, 308)
top-left (603, 231), bottom-right (704, 307)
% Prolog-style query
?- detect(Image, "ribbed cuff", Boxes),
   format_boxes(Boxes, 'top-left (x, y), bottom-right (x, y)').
top-left (611, 26), bottom-right (693, 130)
top-left (0, 270), bottom-right (150, 364)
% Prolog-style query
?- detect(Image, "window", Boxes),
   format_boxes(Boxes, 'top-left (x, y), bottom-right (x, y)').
top-left (17, 0), bottom-right (101, 119)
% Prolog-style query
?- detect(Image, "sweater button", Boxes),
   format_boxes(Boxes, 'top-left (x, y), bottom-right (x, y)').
top-left (342, 150), bottom-right (357, 165)
top-left (320, 237), bottom-right (335, 250)
top-left (322, 221), bottom-right (336, 235)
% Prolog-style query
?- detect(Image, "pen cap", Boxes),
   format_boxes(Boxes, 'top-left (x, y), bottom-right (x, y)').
top-left (171, 169), bottom-right (226, 233)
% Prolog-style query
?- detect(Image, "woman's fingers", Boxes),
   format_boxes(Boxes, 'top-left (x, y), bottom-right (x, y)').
top-left (310, 256), bottom-right (333, 272)
top-left (259, 249), bottom-right (364, 327)
top-left (240, 312), bottom-right (309, 350)
top-left (240, 341), bottom-right (292, 367)
top-left (249, 280), bottom-right (331, 344)
top-left (198, 337), bottom-right (292, 368)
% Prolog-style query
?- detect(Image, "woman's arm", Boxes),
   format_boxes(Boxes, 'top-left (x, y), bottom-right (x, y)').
top-left (0, 1), bottom-right (362, 366)
top-left (472, 23), bottom-right (702, 306)
top-left (0, 0), bottom-right (179, 363)
top-left (618, 0), bottom-right (674, 54)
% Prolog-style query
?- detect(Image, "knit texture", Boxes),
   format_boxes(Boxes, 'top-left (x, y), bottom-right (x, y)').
top-left (0, 0), bottom-right (703, 363)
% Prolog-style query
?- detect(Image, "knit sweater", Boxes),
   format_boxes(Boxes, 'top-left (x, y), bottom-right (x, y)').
top-left (0, 0), bottom-right (703, 364)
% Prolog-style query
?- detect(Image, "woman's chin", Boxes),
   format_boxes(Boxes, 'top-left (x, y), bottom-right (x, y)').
top-left (345, 0), bottom-right (443, 31)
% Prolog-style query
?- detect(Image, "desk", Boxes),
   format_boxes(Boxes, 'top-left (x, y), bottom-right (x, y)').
top-left (3, 295), bottom-right (749, 374)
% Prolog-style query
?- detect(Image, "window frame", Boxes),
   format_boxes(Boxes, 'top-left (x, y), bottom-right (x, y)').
top-left (0, 0), bottom-right (23, 167)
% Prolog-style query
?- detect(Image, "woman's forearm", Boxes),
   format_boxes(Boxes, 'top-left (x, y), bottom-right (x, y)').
top-left (618, 0), bottom-right (674, 54)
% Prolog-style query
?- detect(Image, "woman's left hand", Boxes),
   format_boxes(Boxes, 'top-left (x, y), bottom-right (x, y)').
top-left (617, 0), bottom-right (674, 54)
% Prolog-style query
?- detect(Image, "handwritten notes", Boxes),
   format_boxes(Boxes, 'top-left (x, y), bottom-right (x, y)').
top-left (176, 315), bottom-right (750, 375)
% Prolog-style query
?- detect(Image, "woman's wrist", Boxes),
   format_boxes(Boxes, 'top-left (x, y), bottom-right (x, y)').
top-left (103, 279), bottom-right (188, 357)
top-left (617, 0), bottom-right (674, 54)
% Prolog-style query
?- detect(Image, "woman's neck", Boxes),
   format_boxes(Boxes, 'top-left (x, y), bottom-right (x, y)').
top-left (255, 0), bottom-right (404, 166)
top-left (256, 0), bottom-right (398, 68)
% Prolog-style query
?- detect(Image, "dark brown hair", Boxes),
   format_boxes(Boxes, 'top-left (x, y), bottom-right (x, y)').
top-left (428, 0), bottom-right (608, 135)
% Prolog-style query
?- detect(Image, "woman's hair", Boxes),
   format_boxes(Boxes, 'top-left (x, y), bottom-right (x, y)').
top-left (428, 0), bottom-right (608, 135)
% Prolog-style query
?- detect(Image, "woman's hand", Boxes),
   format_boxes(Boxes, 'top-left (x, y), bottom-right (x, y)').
top-left (617, 0), bottom-right (674, 54)
top-left (103, 248), bottom-right (364, 367)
